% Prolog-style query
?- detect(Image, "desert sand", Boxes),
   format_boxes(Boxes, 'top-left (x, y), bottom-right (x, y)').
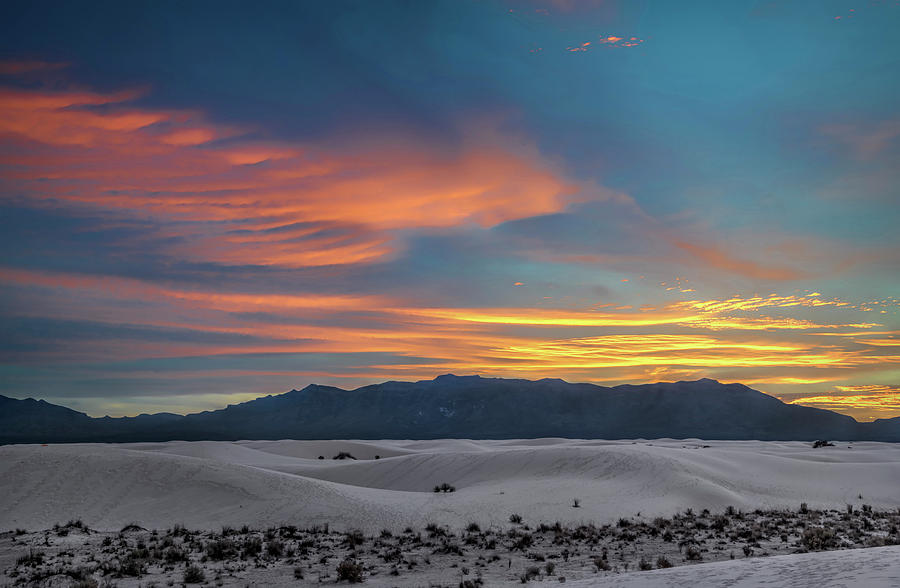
top-left (2, 439), bottom-right (899, 586)
top-left (570, 544), bottom-right (900, 587)
top-left (2, 438), bottom-right (899, 533)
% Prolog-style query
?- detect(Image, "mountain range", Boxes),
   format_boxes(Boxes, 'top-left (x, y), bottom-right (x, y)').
top-left (2, 375), bottom-right (899, 443)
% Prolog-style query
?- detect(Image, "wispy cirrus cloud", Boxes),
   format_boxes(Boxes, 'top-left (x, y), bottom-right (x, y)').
top-left (0, 80), bottom-right (578, 269)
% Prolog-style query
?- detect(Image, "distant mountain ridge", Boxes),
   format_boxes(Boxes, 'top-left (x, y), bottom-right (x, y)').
top-left (2, 375), bottom-right (898, 443)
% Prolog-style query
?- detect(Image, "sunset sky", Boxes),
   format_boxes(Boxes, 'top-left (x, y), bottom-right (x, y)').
top-left (1, 0), bottom-right (898, 420)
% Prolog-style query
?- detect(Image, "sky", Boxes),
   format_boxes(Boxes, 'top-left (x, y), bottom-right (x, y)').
top-left (0, 0), bottom-right (898, 420)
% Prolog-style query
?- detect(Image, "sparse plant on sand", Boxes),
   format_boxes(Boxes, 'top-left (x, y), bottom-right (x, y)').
top-left (509, 513), bottom-right (523, 524)
top-left (433, 482), bottom-right (456, 493)
top-left (336, 558), bottom-right (365, 582)
top-left (519, 565), bottom-right (541, 583)
top-left (184, 564), bottom-right (205, 583)
top-left (333, 451), bottom-right (357, 460)
top-left (802, 527), bottom-right (839, 551)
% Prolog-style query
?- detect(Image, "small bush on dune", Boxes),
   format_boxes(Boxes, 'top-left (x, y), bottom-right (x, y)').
top-left (520, 565), bottom-right (541, 583)
top-left (16, 550), bottom-right (43, 567)
top-left (266, 538), bottom-right (284, 558)
top-left (684, 545), bottom-right (702, 561)
top-left (333, 451), bottom-right (357, 460)
top-left (336, 558), bottom-right (365, 582)
top-left (802, 527), bottom-right (839, 551)
top-left (184, 564), bottom-right (205, 583)
top-left (509, 514), bottom-right (523, 524)
top-left (656, 555), bottom-right (673, 568)
top-left (116, 554), bottom-right (146, 577)
top-left (343, 529), bottom-right (365, 547)
top-left (206, 538), bottom-right (237, 560)
top-left (163, 546), bottom-right (188, 563)
top-left (434, 482), bottom-right (456, 493)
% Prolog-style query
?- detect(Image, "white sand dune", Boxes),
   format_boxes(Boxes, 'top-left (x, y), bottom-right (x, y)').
top-left (2, 439), bottom-right (899, 533)
top-left (571, 544), bottom-right (900, 588)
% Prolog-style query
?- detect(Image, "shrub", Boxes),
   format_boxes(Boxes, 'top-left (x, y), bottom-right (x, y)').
top-left (184, 564), bottom-right (205, 583)
top-left (545, 562), bottom-right (556, 575)
top-left (266, 539), bottom-right (284, 558)
top-left (639, 557), bottom-right (653, 570)
top-left (16, 550), bottom-right (43, 566)
top-left (336, 558), bottom-right (365, 582)
top-left (800, 502), bottom-right (809, 514)
top-left (684, 545), bottom-right (702, 561)
top-left (509, 514), bottom-right (523, 524)
top-left (812, 440), bottom-right (834, 448)
top-left (656, 555), bottom-right (673, 568)
top-left (243, 536), bottom-right (262, 557)
top-left (333, 452), bottom-right (357, 460)
top-left (520, 566), bottom-right (541, 582)
top-left (294, 566), bottom-right (304, 579)
top-left (206, 538), bottom-right (236, 560)
top-left (510, 532), bottom-right (533, 551)
top-left (116, 554), bottom-right (146, 577)
top-left (802, 527), bottom-right (838, 551)
top-left (572, 498), bottom-right (580, 508)
top-left (163, 546), bottom-right (188, 563)
top-left (466, 522), bottom-right (481, 533)
top-left (344, 530), bottom-right (365, 547)
top-left (594, 556), bottom-right (611, 571)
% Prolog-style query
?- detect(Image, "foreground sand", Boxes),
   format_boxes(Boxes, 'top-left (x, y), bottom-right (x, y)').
top-left (2, 438), bottom-right (899, 533)
top-left (572, 544), bottom-right (900, 587)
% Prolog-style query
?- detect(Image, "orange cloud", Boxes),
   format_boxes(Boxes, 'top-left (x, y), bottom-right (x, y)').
top-left (0, 83), bottom-right (577, 268)
top-left (674, 240), bottom-right (807, 281)
top-left (0, 60), bottom-right (68, 75)
top-left (3, 265), bottom-right (897, 408)
top-left (788, 385), bottom-right (900, 421)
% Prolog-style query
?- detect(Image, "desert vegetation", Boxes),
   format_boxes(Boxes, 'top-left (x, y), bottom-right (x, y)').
top-left (3, 506), bottom-right (899, 586)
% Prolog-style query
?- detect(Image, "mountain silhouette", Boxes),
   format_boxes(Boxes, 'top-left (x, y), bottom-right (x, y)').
top-left (2, 375), bottom-right (897, 443)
